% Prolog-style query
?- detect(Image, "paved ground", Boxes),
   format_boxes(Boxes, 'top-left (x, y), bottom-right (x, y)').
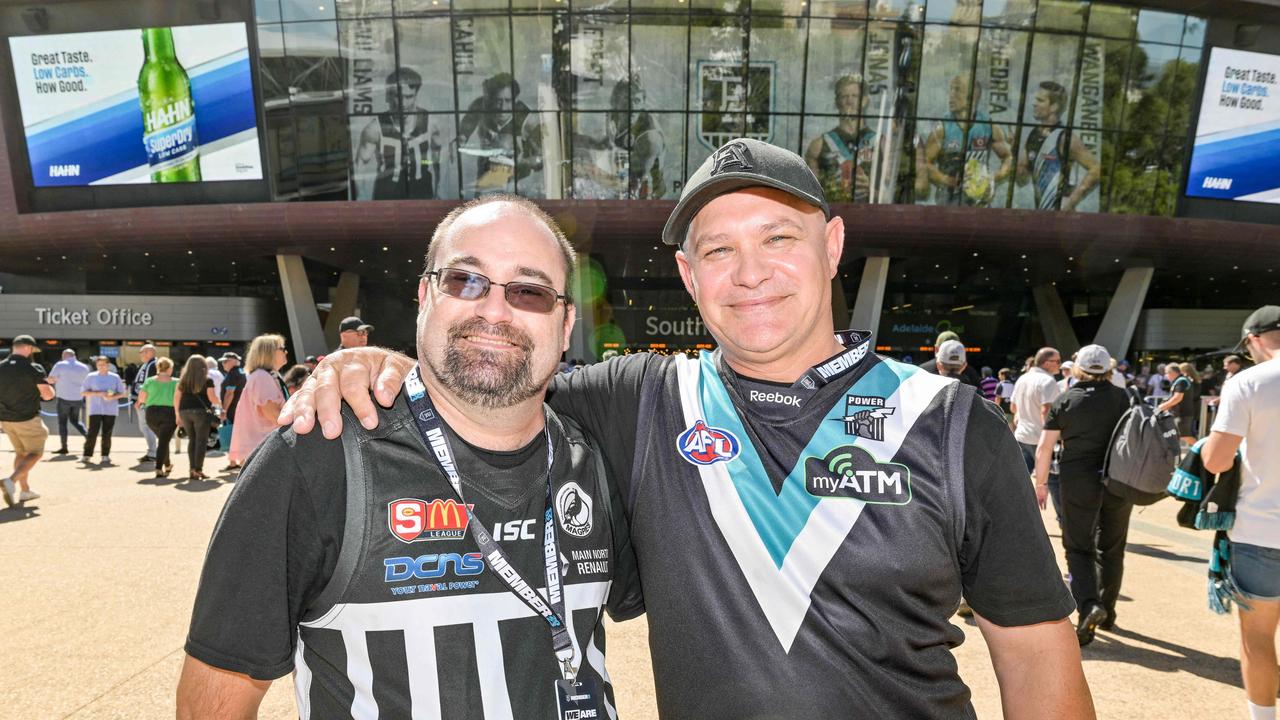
top-left (0, 420), bottom-right (1266, 719)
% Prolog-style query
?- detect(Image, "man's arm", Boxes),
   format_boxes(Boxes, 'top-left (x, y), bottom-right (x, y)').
top-left (1062, 134), bottom-right (1100, 212)
top-left (924, 127), bottom-right (954, 188)
top-left (1201, 430), bottom-right (1244, 474)
top-left (977, 615), bottom-right (1096, 720)
top-left (176, 654), bottom-right (270, 720)
top-left (1157, 391), bottom-right (1182, 414)
top-left (1033, 429), bottom-right (1061, 508)
top-left (38, 382), bottom-right (55, 401)
top-left (992, 124), bottom-right (1014, 183)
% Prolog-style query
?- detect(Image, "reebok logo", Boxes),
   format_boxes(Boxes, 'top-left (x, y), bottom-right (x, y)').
top-left (749, 390), bottom-right (802, 407)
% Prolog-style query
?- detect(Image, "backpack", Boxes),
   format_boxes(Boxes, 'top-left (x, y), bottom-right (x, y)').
top-left (1102, 387), bottom-right (1181, 505)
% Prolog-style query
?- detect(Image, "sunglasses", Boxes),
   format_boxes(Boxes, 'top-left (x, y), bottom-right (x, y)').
top-left (426, 268), bottom-right (567, 314)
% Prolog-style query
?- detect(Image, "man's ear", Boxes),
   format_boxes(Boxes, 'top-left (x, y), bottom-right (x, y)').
top-left (417, 277), bottom-right (429, 306)
top-left (562, 302), bottom-right (577, 353)
top-left (824, 215), bottom-right (846, 279)
top-left (675, 249), bottom-right (698, 304)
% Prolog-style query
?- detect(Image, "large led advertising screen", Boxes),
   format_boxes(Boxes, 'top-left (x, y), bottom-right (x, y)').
top-left (8, 23), bottom-right (262, 187)
top-left (1186, 47), bottom-right (1280, 204)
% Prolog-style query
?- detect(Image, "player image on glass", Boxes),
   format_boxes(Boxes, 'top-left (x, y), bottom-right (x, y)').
top-left (425, 267), bottom-right (567, 314)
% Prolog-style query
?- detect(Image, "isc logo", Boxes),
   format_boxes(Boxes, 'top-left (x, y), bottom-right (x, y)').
top-left (383, 552), bottom-right (484, 582)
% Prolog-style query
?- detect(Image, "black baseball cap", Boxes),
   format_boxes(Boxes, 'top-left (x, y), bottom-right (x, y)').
top-left (12, 334), bottom-right (37, 349)
top-left (339, 316), bottom-right (374, 333)
top-left (1234, 305), bottom-right (1280, 352)
top-left (661, 138), bottom-right (831, 247)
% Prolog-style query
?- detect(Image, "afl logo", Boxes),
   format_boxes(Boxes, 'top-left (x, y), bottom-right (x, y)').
top-left (677, 420), bottom-right (741, 466)
top-left (555, 482), bottom-right (593, 538)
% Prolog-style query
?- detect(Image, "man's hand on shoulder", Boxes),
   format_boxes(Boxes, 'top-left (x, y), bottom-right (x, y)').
top-left (277, 347), bottom-right (414, 439)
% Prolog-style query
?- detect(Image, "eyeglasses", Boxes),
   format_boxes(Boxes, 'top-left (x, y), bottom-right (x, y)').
top-left (426, 268), bottom-right (567, 314)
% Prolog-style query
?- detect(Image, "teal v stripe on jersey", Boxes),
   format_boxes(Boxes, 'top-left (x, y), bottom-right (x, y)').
top-left (697, 353), bottom-right (916, 568)
top-left (698, 352), bottom-right (819, 568)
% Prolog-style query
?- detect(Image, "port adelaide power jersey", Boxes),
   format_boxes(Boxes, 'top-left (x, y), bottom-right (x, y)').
top-left (551, 331), bottom-right (1073, 719)
top-left (186, 396), bottom-right (642, 720)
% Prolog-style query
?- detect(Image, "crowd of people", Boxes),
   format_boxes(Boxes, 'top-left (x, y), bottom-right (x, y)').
top-left (0, 331), bottom-right (322, 495)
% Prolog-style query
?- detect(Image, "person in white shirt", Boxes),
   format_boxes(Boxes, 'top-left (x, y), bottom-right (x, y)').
top-left (1201, 306), bottom-right (1280, 720)
top-left (205, 357), bottom-right (225, 402)
top-left (47, 348), bottom-right (91, 455)
top-left (1011, 346), bottom-right (1063, 472)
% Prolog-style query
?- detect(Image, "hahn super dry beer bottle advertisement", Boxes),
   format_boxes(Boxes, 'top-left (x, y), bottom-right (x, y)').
top-left (8, 23), bottom-right (262, 187)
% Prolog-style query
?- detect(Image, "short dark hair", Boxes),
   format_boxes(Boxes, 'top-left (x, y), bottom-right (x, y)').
top-left (424, 194), bottom-right (577, 302)
top-left (1039, 81), bottom-right (1067, 114)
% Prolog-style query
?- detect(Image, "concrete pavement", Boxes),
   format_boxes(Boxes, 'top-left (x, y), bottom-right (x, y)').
top-left (0, 430), bottom-right (1261, 719)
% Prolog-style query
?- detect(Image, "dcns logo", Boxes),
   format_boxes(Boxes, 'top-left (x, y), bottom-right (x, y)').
top-left (384, 552), bottom-right (484, 582)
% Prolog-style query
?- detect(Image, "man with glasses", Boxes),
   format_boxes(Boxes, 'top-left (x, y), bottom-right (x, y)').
top-left (1010, 346), bottom-right (1063, 473)
top-left (178, 195), bottom-right (640, 719)
top-left (285, 139), bottom-right (1093, 718)
top-left (336, 316), bottom-right (374, 351)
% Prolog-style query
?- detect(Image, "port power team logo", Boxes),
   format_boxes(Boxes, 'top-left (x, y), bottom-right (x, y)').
top-left (389, 498), bottom-right (473, 543)
top-left (677, 420), bottom-right (741, 466)
top-left (841, 395), bottom-right (896, 442)
top-left (804, 445), bottom-right (912, 505)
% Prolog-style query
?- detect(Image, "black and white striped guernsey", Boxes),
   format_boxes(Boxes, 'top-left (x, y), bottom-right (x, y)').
top-left (186, 395), bottom-right (642, 719)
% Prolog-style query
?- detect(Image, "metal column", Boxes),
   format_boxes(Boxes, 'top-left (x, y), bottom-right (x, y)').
top-left (850, 256), bottom-right (890, 338)
top-left (1094, 266), bottom-right (1154, 359)
top-left (1031, 283), bottom-right (1081, 355)
top-left (276, 254), bottom-right (329, 362)
top-left (324, 271), bottom-right (361, 349)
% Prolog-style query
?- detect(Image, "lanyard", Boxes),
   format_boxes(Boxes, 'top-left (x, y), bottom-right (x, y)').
top-left (402, 365), bottom-right (577, 681)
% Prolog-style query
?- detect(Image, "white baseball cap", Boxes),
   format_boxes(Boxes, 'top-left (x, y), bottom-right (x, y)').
top-left (1076, 344), bottom-right (1112, 375)
top-left (937, 339), bottom-right (966, 367)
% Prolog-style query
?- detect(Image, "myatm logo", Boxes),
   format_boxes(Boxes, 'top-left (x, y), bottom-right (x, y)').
top-left (388, 498), bottom-right (473, 543)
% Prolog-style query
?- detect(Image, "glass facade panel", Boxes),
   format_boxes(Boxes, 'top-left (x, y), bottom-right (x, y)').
top-left (1121, 42), bottom-right (1181, 134)
top-left (249, 1), bottom-right (1207, 218)
top-left (281, 21), bottom-right (344, 101)
top-left (572, 15), bottom-right (629, 110)
top-left (926, 0), bottom-right (984, 25)
top-left (282, 0), bottom-right (338, 21)
top-left (982, 0), bottom-right (1035, 28)
top-left (749, 17), bottom-right (806, 116)
top-left (1036, 0), bottom-right (1086, 32)
top-left (632, 17), bottom-right (688, 111)
top-left (397, 18), bottom-right (458, 111)
top-left (804, 19), bottom-right (866, 116)
top-left (1086, 4), bottom-right (1135, 39)
top-left (336, 0), bottom-right (394, 17)
top-left (1135, 8), bottom-right (1184, 45)
top-left (257, 0), bottom-right (283, 24)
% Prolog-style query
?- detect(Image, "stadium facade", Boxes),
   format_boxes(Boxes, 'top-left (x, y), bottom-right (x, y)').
top-left (0, 0), bottom-right (1276, 371)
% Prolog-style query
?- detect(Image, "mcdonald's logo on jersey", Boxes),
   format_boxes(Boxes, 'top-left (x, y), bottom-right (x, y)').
top-left (389, 498), bottom-right (474, 543)
top-left (677, 420), bottom-right (741, 466)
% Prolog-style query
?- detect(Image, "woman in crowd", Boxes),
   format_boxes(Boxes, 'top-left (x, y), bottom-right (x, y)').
top-left (136, 357), bottom-right (179, 479)
top-left (229, 334), bottom-right (289, 463)
top-left (1034, 345), bottom-right (1133, 647)
top-left (174, 355), bottom-right (221, 480)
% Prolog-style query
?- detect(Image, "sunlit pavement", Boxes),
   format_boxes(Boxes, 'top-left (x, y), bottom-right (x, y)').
top-left (1, 430), bottom-right (1253, 719)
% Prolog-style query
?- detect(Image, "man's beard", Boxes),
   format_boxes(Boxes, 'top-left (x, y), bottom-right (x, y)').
top-left (423, 318), bottom-right (544, 409)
